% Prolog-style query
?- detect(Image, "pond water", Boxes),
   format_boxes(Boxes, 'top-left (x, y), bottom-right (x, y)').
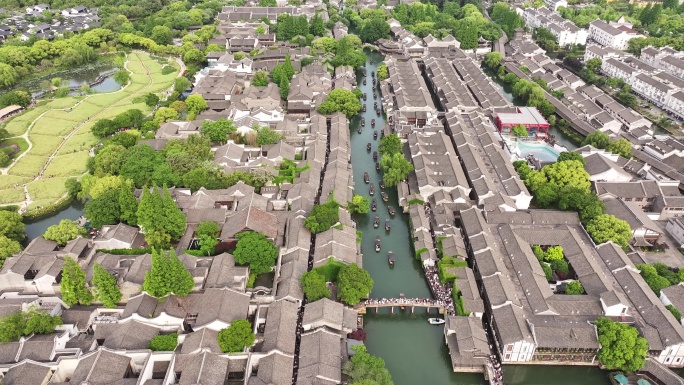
top-left (24, 201), bottom-right (85, 243)
top-left (12, 60), bottom-right (120, 96)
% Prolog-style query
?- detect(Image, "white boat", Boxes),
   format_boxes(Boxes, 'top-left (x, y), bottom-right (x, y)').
top-left (428, 318), bottom-right (445, 325)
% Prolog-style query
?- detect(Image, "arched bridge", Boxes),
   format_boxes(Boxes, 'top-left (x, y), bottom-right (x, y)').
top-left (355, 298), bottom-right (446, 315)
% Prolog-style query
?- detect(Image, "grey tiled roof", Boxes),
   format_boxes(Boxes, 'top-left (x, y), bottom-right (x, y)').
top-left (261, 299), bottom-right (298, 354)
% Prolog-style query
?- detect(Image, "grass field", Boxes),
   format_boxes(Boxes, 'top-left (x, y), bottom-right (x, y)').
top-left (0, 52), bottom-right (179, 207)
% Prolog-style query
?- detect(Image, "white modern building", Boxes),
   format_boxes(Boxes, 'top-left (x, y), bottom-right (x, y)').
top-left (523, 7), bottom-right (587, 47)
top-left (589, 20), bottom-right (642, 51)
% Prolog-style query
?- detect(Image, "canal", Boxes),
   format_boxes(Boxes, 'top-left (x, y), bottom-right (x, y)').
top-left (349, 50), bottom-right (610, 385)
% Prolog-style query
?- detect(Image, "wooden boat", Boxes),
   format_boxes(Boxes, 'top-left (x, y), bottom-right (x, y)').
top-left (428, 318), bottom-right (445, 325)
top-left (361, 118), bottom-right (365, 127)
top-left (373, 92), bottom-right (377, 99)
top-left (376, 163), bottom-right (380, 171)
top-left (373, 151), bottom-right (378, 160)
top-left (373, 215), bottom-right (380, 228)
top-left (371, 71), bottom-right (375, 77)
top-left (385, 219), bottom-right (390, 232)
top-left (388, 206), bottom-right (396, 216)
top-left (363, 105), bottom-right (366, 112)
top-left (376, 108), bottom-right (381, 116)
top-left (379, 180), bottom-right (385, 189)
top-left (367, 143), bottom-right (371, 151)
top-left (363, 93), bottom-right (367, 100)
top-left (371, 119), bottom-right (375, 127)
top-left (388, 251), bottom-right (394, 267)
top-left (373, 131), bottom-right (378, 139)
top-left (369, 183), bottom-right (374, 195)
top-left (358, 127), bottom-right (362, 134)
top-left (375, 236), bottom-right (381, 252)
top-left (363, 79), bottom-right (366, 85)
top-left (364, 172), bottom-right (369, 183)
top-left (381, 192), bottom-right (389, 202)
top-left (374, 101), bottom-right (378, 108)
top-left (371, 199), bottom-right (377, 211)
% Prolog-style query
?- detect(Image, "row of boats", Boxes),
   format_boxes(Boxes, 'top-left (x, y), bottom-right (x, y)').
top-left (373, 237), bottom-right (395, 267)
top-left (360, 118), bottom-right (376, 127)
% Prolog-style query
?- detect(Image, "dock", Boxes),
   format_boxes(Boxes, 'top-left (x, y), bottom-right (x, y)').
top-left (356, 298), bottom-right (446, 314)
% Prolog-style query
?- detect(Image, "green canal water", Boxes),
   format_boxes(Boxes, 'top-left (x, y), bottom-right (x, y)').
top-left (349, 50), bottom-right (611, 385)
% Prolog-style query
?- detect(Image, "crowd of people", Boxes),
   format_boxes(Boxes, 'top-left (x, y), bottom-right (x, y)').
top-left (424, 265), bottom-right (456, 316)
top-left (487, 355), bottom-right (504, 384)
top-left (363, 297), bottom-right (445, 306)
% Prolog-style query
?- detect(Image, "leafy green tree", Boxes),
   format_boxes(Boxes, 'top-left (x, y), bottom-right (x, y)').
top-left (91, 119), bottom-right (117, 138)
top-left (378, 134), bottom-right (401, 156)
top-left (252, 70), bottom-right (269, 87)
top-left (637, 264), bottom-right (672, 294)
top-left (0, 309), bottom-right (62, 343)
top-left (586, 214), bottom-right (632, 248)
top-left (348, 194), bottom-right (371, 214)
top-left (300, 270), bottom-right (331, 301)
top-left (511, 124), bottom-right (528, 137)
top-left (381, 153), bottom-right (414, 187)
top-left (544, 246), bottom-right (564, 261)
top-left (256, 25), bottom-right (266, 34)
top-left (61, 257), bottom-right (93, 306)
top-left (484, 52), bottom-right (502, 70)
top-left (113, 70), bottom-right (130, 86)
top-left (151, 25), bottom-right (173, 45)
top-left (652, 262), bottom-right (680, 285)
top-left (359, 18), bottom-right (391, 43)
top-left (143, 249), bottom-right (195, 297)
top-left (196, 221), bottom-right (220, 256)
top-left (557, 152), bottom-right (585, 165)
top-left (305, 198), bottom-right (340, 233)
top-left (256, 126), bottom-right (283, 146)
top-left (343, 344), bottom-right (393, 385)
top-left (85, 188), bottom-right (121, 228)
top-left (137, 186), bottom-right (186, 247)
top-left (543, 160), bottom-right (591, 191)
top-left (92, 263), bottom-right (122, 308)
top-left (310, 14), bottom-right (326, 36)
top-left (218, 319), bottom-right (255, 352)
top-left (607, 138), bottom-right (632, 159)
top-left (595, 317), bottom-right (648, 372)
top-left (540, 262), bottom-right (553, 281)
top-left (0, 211), bottom-right (25, 242)
top-left (338, 263), bottom-right (373, 305)
top-left (200, 119), bottom-right (237, 143)
top-left (551, 258), bottom-right (569, 275)
top-left (565, 280), bottom-right (585, 295)
top-left (318, 88), bottom-right (362, 117)
top-left (534, 183), bottom-right (559, 208)
top-left (377, 63), bottom-right (389, 81)
top-left (585, 58), bottom-right (602, 73)
top-left (233, 231), bottom-right (278, 276)
top-left (0, 63), bottom-right (19, 88)
top-left (154, 107), bottom-right (179, 123)
top-left (144, 93), bottom-right (160, 107)
top-left (0, 235), bottom-right (22, 267)
top-left (532, 245), bottom-right (545, 261)
top-left (148, 333), bottom-right (178, 351)
top-left (185, 94), bottom-right (208, 117)
top-left (582, 130), bottom-right (610, 149)
top-left (43, 220), bottom-right (81, 246)
top-left (119, 186), bottom-right (138, 226)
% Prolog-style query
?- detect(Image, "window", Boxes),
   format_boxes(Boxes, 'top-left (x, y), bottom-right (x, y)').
top-left (505, 354), bottom-right (511, 360)
top-left (624, 198), bottom-right (632, 202)
top-left (506, 345), bottom-right (513, 352)
top-left (522, 346), bottom-right (527, 352)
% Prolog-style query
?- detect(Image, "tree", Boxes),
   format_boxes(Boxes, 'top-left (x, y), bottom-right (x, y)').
top-left (256, 25), bottom-right (266, 34)
top-left (113, 70), bottom-right (130, 86)
top-left (607, 138), bottom-right (632, 159)
top-left (300, 270), bottom-right (331, 301)
top-left (543, 159), bottom-right (591, 191)
top-left (119, 186), bottom-right (138, 226)
top-left (305, 198), bottom-right (340, 233)
top-left (348, 194), bottom-right (371, 214)
top-left (200, 119), bottom-right (236, 143)
top-left (585, 58), bottom-right (602, 73)
top-left (233, 231), bottom-right (278, 276)
top-left (544, 246), bottom-right (564, 261)
top-left (278, 75), bottom-right (290, 100)
top-left (185, 94), bottom-right (208, 117)
top-left (582, 130), bottom-right (610, 149)
top-left (0, 63), bottom-right (19, 88)
top-left (338, 263), bottom-right (373, 305)
top-left (343, 344), bottom-right (393, 385)
top-left (484, 52), bottom-right (502, 70)
top-left (85, 188), bottom-right (121, 228)
top-left (61, 257), bottom-right (93, 306)
top-left (43, 219), bottom-right (81, 246)
top-left (144, 93), bottom-right (160, 107)
top-left (557, 151), bottom-right (585, 165)
top-left (359, 18), bottom-right (391, 43)
top-left (143, 249), bottom-right (195, 297)
top-left (0, 309), bottom-right (62, 343)
top-left (551, 258), bottom-right (569, 275)
top-left (252, 70), bottom-right (269, 86)
top-left (256, 126), bottom-right (283, 146)
top-left (565, 280), bottom-right (585, 295)
top-left (666, 305), bottom-right (681, 322)
top-left (586, 214), bottom-right (632, 248)
top-left (0, 235), bottom-right (22, 267)
top-left (151, 25), bottom-right (173, 45)
top-left (148, 333), bottom-right (178, 351)
top-left (92, 263), bottom-right (122, 308)
top-left (318, 89), bottom-right (363, 118)
top-left (377, 63), bottom-right (389, 81)
top-left (511, 124), bottom-right (528, 137)
top-left (310, 14), bottom-right (326, 36)
top-left (378, 134), bottom-right (401, 156)
top-left (595, 317), bottom-right (648, 372)
top-left (154, 107), bottom-right (179, 123)
top-left (218, 319), bottom-right (255, 353)
top-left (0, 211), bottom-right (25, 242)
top-left (196, 221), bottom-right (220, 256)
top-left (637, 264), bottom-right (671, 294)
top-left (137, 186), bottom-right (186, 247)
top-left (381, 153), bottom-right (414, 187)
top-left (169, 101), bottom-right (187, 113)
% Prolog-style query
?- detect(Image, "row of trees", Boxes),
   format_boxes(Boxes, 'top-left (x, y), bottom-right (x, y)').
top-left (637, 262), bottom-right (684, 295)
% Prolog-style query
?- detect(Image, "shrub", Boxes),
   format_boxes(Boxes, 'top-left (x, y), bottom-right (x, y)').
top-left (148, 333), bottom-right (178, 351)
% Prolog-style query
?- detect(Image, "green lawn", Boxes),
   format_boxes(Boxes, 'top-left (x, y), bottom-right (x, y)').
top-left (27, 178), bottom-right (70, 200)
top-left (57, 132), bottom-right (98, 155)
top-left (8, 155), bottom-right (46, 177)
top-left (2, 105), bottom-right (50, 136)
top-left (0, 175), bottom-right (29, 189)
top-left (27, 134), bottom-right (62, 156)
top-left (42, 152), bottom-right (90, 177)
top-left (0, 189), bottom-right (24, 205)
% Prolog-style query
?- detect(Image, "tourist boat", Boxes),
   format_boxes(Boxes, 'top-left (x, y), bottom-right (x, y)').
top-left (374, 101), bottom-right (378, 108)
top-left (376, 163), bottom-right (380, 171)
top-left (388, 206), bottom-right (396, 216)
top-left (373, 151), bottom-right (378, 160)
top-left (371, 71), bottom-right (375, 77)
top-left (373, 131), bottom-right (378, 139)
top-left (367, 143), bottom-right (371, 151)
top-left (373, 92), bottom-right (377, 99)
top-left (371, 119), bottom-right (375, 127)
top-left (375, 236), bottom-right (381, 252)
top-left (363, 105), bottom-right (366, 112)
top-left (363, 79), bottom-right (367, 85)
top-left (373, 215), bottom-right (380, 228)
top-left (363, 93), bottom-right (367, 100)
top-left (381, 192), bottom-right (389, 202)
top-left (428, 318), bottom-right (445, 325)
top-left (385, 219), bottom-right (391, 232)
top-left (371, 199), bottom-right (377, 211)
top-left (379, 180), bottom-right (385, 189)
top-left (358, 127), bottom-right (362, 134)
top-left (388, 251), bottom-right (395, 267)
top-left (376, 108), bottom-right (381, 116)
top-left (361, 118), bottom-right (365, 127)
top-left (364, 172), bottom-right (369, 184)
top-left (369, 183), bottom-right (375, 195)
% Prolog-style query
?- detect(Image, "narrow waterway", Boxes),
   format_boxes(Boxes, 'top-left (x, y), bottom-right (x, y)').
top-left (24, 202), bottom-right (85, 242)
top-left (349, 51), bottom-right (611, 385)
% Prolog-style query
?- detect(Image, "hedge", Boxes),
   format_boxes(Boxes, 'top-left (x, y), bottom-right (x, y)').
top-left (96, 247), bottom-right (152, 255)
top-left (22, 194), bottom-right (74, 221)
top-left (0, 205), bottom-right (20, 212)
top-left (437, 256), bottom-right (467, 283)
top-left (415, 247), bottom-right (428, 260)
top-left (452, 282), bottom-right (470, 316)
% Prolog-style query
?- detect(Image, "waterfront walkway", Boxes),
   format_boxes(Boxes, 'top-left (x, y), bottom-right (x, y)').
top-left (356, 298), bottom-right (446, 314)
